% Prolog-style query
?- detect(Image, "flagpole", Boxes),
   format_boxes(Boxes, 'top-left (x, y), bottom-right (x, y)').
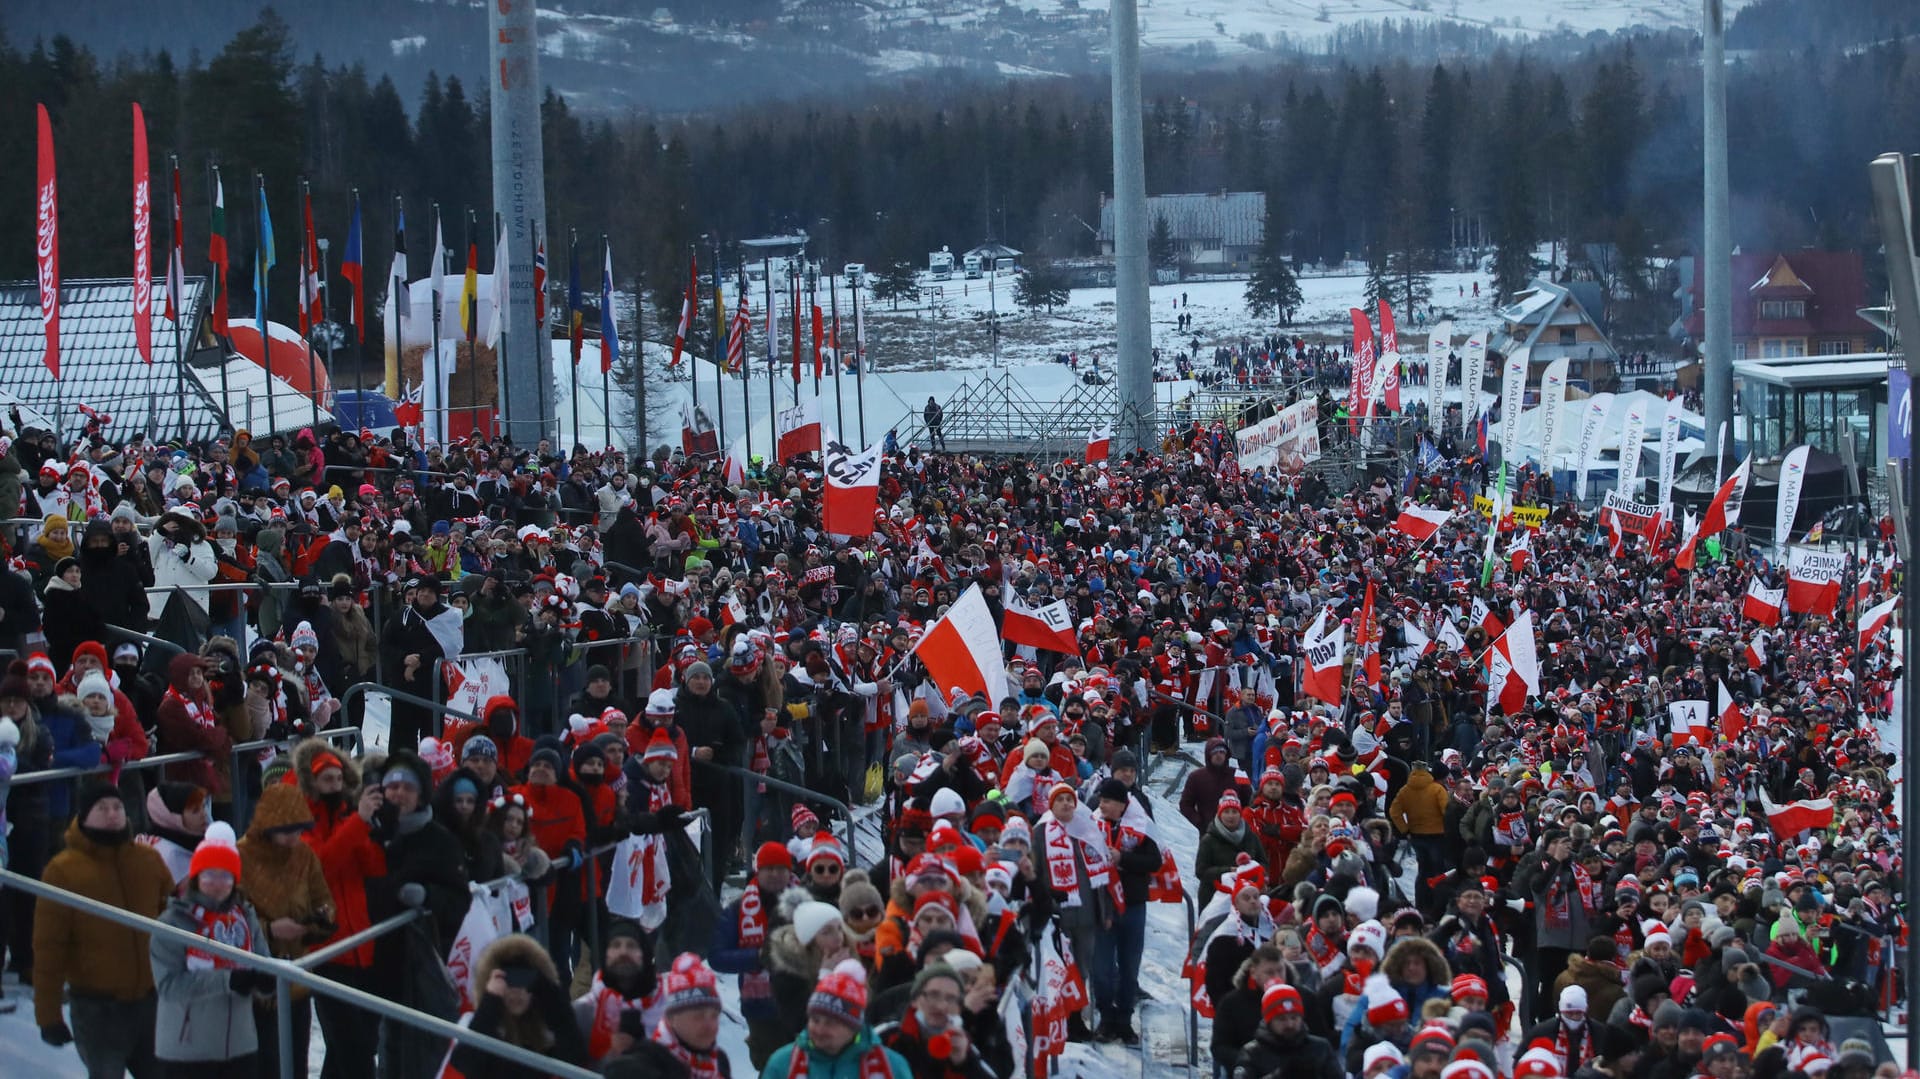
top-left (530, 220), bottom-right (545, 447)
top-left (170, 154), bottom-right (188, 443)
top-left (349, 188), bottom-right (362, 411)
top-left (301, 179), bottom-right (320, 432)
top-left (602, 233), bottom-right (613, 453)
top-left (765, 257), bottom-right (776, 446)
top-left (495, 211), bottom-right (509, 438)
top-left (688, 243), bottom-right (701, 445)
top-left (830, 272), bottom-right (846, 437)
top-left (739, 264), bottom-right (753, 470)
top-left (569, 228), bottom-right (580, 450)
top-left (430, 203), bottom-right (444, 446)
top-left (810, 271), bottom-right (821, 398)
top-left (712, 235), bottom-right (726, 457)
top-left (389, 192), bottom-right (403, 403)
top-left (853, 271), bottom-right (867, 446)
top-left (256, 172), bottom-right (275, 439)
top-left (209, 160), bottom-right (230, 436)
top-left (463, 207), bottom-right (477, 441)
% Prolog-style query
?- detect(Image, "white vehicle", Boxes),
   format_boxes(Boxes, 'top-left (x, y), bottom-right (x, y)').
top-left (843, 263), bottom-right (866, 288)
top-left (993, 256), bottom-right (1016, 274)
top-left (929, 249), bottom-right (954, 280)
top-left (962, 254), bottom-right (984, 279)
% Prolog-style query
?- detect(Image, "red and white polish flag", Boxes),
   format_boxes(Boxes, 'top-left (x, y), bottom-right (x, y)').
top-left (1785, 546), bottom-right (1845, 616)
top-left (1486, 610), bottom-right (1539, 715)
top-left (1300, 606), bottom-right (1347, 706)
top-left (1858, 595), bottom-right (1899, 652)
top-left (911, 582), bottom-right (1009, 706)
top-left (1086, 424), bottom-right (1112, 464)
top-left (1003, 596), bottom-right (1079, 654)
top-left (1742, 580), bottom-right (1783, 626)
top-left (822, 437), bottom-right (884, 537)
top-left (1762, 791), bottom-right (1835, 838)
top-left (775, 395), bottom-right (822, 462)
top-left (1390, 504), bottom-right (1450, 541)
top-left (1716, 679), bottom-right (1745, 740)
top-left (1666, 699), bottom-right (1711, 746)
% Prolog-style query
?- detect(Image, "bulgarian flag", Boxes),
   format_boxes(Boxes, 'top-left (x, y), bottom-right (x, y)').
top-left (1761, 791), bottom-right (1835, 838)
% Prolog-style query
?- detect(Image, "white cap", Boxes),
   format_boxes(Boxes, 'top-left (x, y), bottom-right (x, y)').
top-left (1559, 984), bottom-right (1589, 1013)
top-left (791, 901), bottom-right (842, 947)
top-left (930, 788), bottom-right (966, 819)
top-left (1347, 920), bottom-right (1387, 960)
top-left (645, 688), bottom-right (677, 716)
top-left (1364, 1043), bottom-right (1406, 1073)
top-left (1345, 885), bottom-right (1380, 922)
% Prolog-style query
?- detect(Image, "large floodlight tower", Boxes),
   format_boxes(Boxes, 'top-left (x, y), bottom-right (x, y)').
top-left (1110, 0), bottom-right (1154, 454)
top-left (490, 0), bottom-right (552, 446)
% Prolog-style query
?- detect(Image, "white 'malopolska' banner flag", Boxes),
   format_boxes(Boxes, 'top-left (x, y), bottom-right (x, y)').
top-left (1426, 323), bottom-right (1451, 427)
top-left (1537, 357), bottom-right (1569, 473)
top-left (1460, 332), bottom-right (1487, 439)
top-left (1617, 396), bottom-right (1649, 500)
top-left (1498, 346), bottom-right (1530, 462)
top-left (1574, 392), bottom-right (1614, 501)
top-left (1775, 444), bottom-right (1811, 552)
top-left (1656, 398), bottom-right (1681, 511)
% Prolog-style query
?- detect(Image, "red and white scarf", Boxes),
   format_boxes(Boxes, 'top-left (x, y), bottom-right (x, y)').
top-left (581, 974), bottom-right (655, 1062)
top-left (651, 1019), bottom-right (726, 1079)
top-left (1551, 1019), bottom-right (1593, 1073)
top-left (736, 879), bottom-right (772, 1002)
top-left (165, 685), bottom-right (216, 730)
top-left (785, 1041), bottom-right (895, 1079)
top-left (184, 903), bottom-right (255, 971)
top-left (1040, 811), bottom-right (1111, 908)
top-left (1543, 862), bottom-right (1597, 931)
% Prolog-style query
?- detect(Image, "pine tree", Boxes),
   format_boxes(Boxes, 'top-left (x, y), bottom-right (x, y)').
top-left (1245, 197), bottom-right (1303, 324)
top-left (871, 261), bottom-right (921, 310)
top-left (1149, 213), bottom-right (1178, 275)
top-left (1015, 260), bottom-right (1070, 313)
top-left (1363, 247), bottom-right (1391, 307)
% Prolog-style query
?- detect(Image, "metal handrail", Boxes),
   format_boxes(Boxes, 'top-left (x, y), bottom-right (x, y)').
top-left (294, 909), bottom-right (422, 971)
top-left (142, 580), bottom-right (300, 594)
top-left (700, 760), bottom-right (856, 833)
top-left (9, 726), bottom-right (359, 790)
top-left (337, 681), bottom-right (483, 737)
top-left (0, 867), bottom-right (599, 1079)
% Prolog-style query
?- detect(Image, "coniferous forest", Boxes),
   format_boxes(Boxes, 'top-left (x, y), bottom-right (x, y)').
top-left (1, 6), bottom-right (1918, 352)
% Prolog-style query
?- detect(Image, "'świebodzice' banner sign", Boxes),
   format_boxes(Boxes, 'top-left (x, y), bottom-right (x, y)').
top-left (1236, 399), bottom-right (1321, 472)
top-left (1600, 490), bottom-right (1663, 540)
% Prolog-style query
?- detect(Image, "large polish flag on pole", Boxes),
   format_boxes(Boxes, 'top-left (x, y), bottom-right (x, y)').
top-left (912, 583), bottom-right (1009, 705)
top-left (822, 437), bottom-right (884, 537)
top-left (1002, 596), bottom-right (1079, 654)
top-left (1300, 607), bottom-right (1347, 706)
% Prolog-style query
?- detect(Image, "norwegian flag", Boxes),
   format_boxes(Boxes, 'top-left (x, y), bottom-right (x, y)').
top-left (1742, 580), bottom-right (1784, 626)
top-left (532, 235), bottom-right (547, 324)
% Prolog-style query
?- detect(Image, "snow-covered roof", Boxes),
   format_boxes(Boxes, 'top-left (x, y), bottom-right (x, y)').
top-left (1098, 191), bottom-right (1266, 247)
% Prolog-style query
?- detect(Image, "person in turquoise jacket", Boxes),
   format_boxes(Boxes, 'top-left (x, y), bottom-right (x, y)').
top-left (760, 959), bottom-right (912, 1079)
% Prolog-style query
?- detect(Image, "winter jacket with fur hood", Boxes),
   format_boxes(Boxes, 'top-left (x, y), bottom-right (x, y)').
top-left (238, 784), bottom-right (335, 982)
top-left (451, 932), bottom-right (588, 1079)
top-left (33, 818), bottom-right (176, 1027)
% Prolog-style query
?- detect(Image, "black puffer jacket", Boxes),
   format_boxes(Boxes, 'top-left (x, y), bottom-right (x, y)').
top-left (1233, 1025), bottom-right (1344, 1079)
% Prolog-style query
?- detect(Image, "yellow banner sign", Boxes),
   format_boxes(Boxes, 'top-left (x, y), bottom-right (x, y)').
top-left (1472, 496), bottom-right (1548, 528)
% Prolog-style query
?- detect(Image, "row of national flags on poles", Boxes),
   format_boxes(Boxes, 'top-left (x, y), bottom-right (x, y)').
top-left (33, 96), bottom-right (629, 401)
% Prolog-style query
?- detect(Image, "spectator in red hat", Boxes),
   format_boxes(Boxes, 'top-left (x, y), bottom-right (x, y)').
top-left (1232, 981), bottom-right (1342, 1079)
top-left (713, 840), bottom-right (798, 1062)
top-left (1197, 789), bottom-right (1269, 893)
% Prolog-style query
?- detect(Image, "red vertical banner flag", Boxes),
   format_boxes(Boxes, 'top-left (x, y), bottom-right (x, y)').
top-left (299, 189), bottom-right (323, 332)
top-left (1357, 581), bottom-right (1381, 691)
top-left (36, 103), bottom-right (61, 379)
top-left (207, 171), bottom-right (229, 337)
top-left (131, 104), bottom-right (153, 363)
top-left (1347, 307), bottom-right (1375, 430)
top-left (163, 158), bottom-right (185, 323)
top-left (670, 253), bottom-right (695, 368)
top-left (1377, 299), bottom-right (1399, 356)
top-left (811, 301), bottom-right (825, 379)
top-left (1377, 299), bottom-right (1400, 411)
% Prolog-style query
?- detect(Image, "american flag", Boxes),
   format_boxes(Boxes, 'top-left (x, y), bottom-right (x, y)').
top-left (725, 294), bottom-right (749, 374)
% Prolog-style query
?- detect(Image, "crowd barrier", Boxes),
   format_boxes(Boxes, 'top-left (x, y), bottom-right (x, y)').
top-left (0, 867), bottom-right (599, 1079)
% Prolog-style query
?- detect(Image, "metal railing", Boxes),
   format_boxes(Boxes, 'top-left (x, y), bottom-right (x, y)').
top-left (337, 682), bottom-right (483, 749)
top-left (0, 867), bottom-right (597, 1079)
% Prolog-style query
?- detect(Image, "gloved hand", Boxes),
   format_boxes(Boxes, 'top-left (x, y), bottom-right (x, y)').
top-left (228, 969), bottom-right (264, 995)
top-left (40, 1021), bottom-right (73, 1046)
top-left (398, 882), bottom-right (427, 908)
top-left (655, 806), bottom-right (689, 832)
top-left (561, 842), bottom-right (586, 872)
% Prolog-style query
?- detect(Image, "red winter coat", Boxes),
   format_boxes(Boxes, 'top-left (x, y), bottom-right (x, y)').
top-left (155, 655), bottom-right (231, 797)
top-left (292, 740), bottom-right (386, 968)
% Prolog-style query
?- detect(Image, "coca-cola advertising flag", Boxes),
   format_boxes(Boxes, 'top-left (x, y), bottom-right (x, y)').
top-left (36, 103), bottom-right (60, 379)
top-left (131, 103), bottom-right (152, 363)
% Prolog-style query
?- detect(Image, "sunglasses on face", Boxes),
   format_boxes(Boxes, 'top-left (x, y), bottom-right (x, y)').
top-left (812, 863), bottom-right (842, 875)
top-left (848, 904), bottom-right (883, 919)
